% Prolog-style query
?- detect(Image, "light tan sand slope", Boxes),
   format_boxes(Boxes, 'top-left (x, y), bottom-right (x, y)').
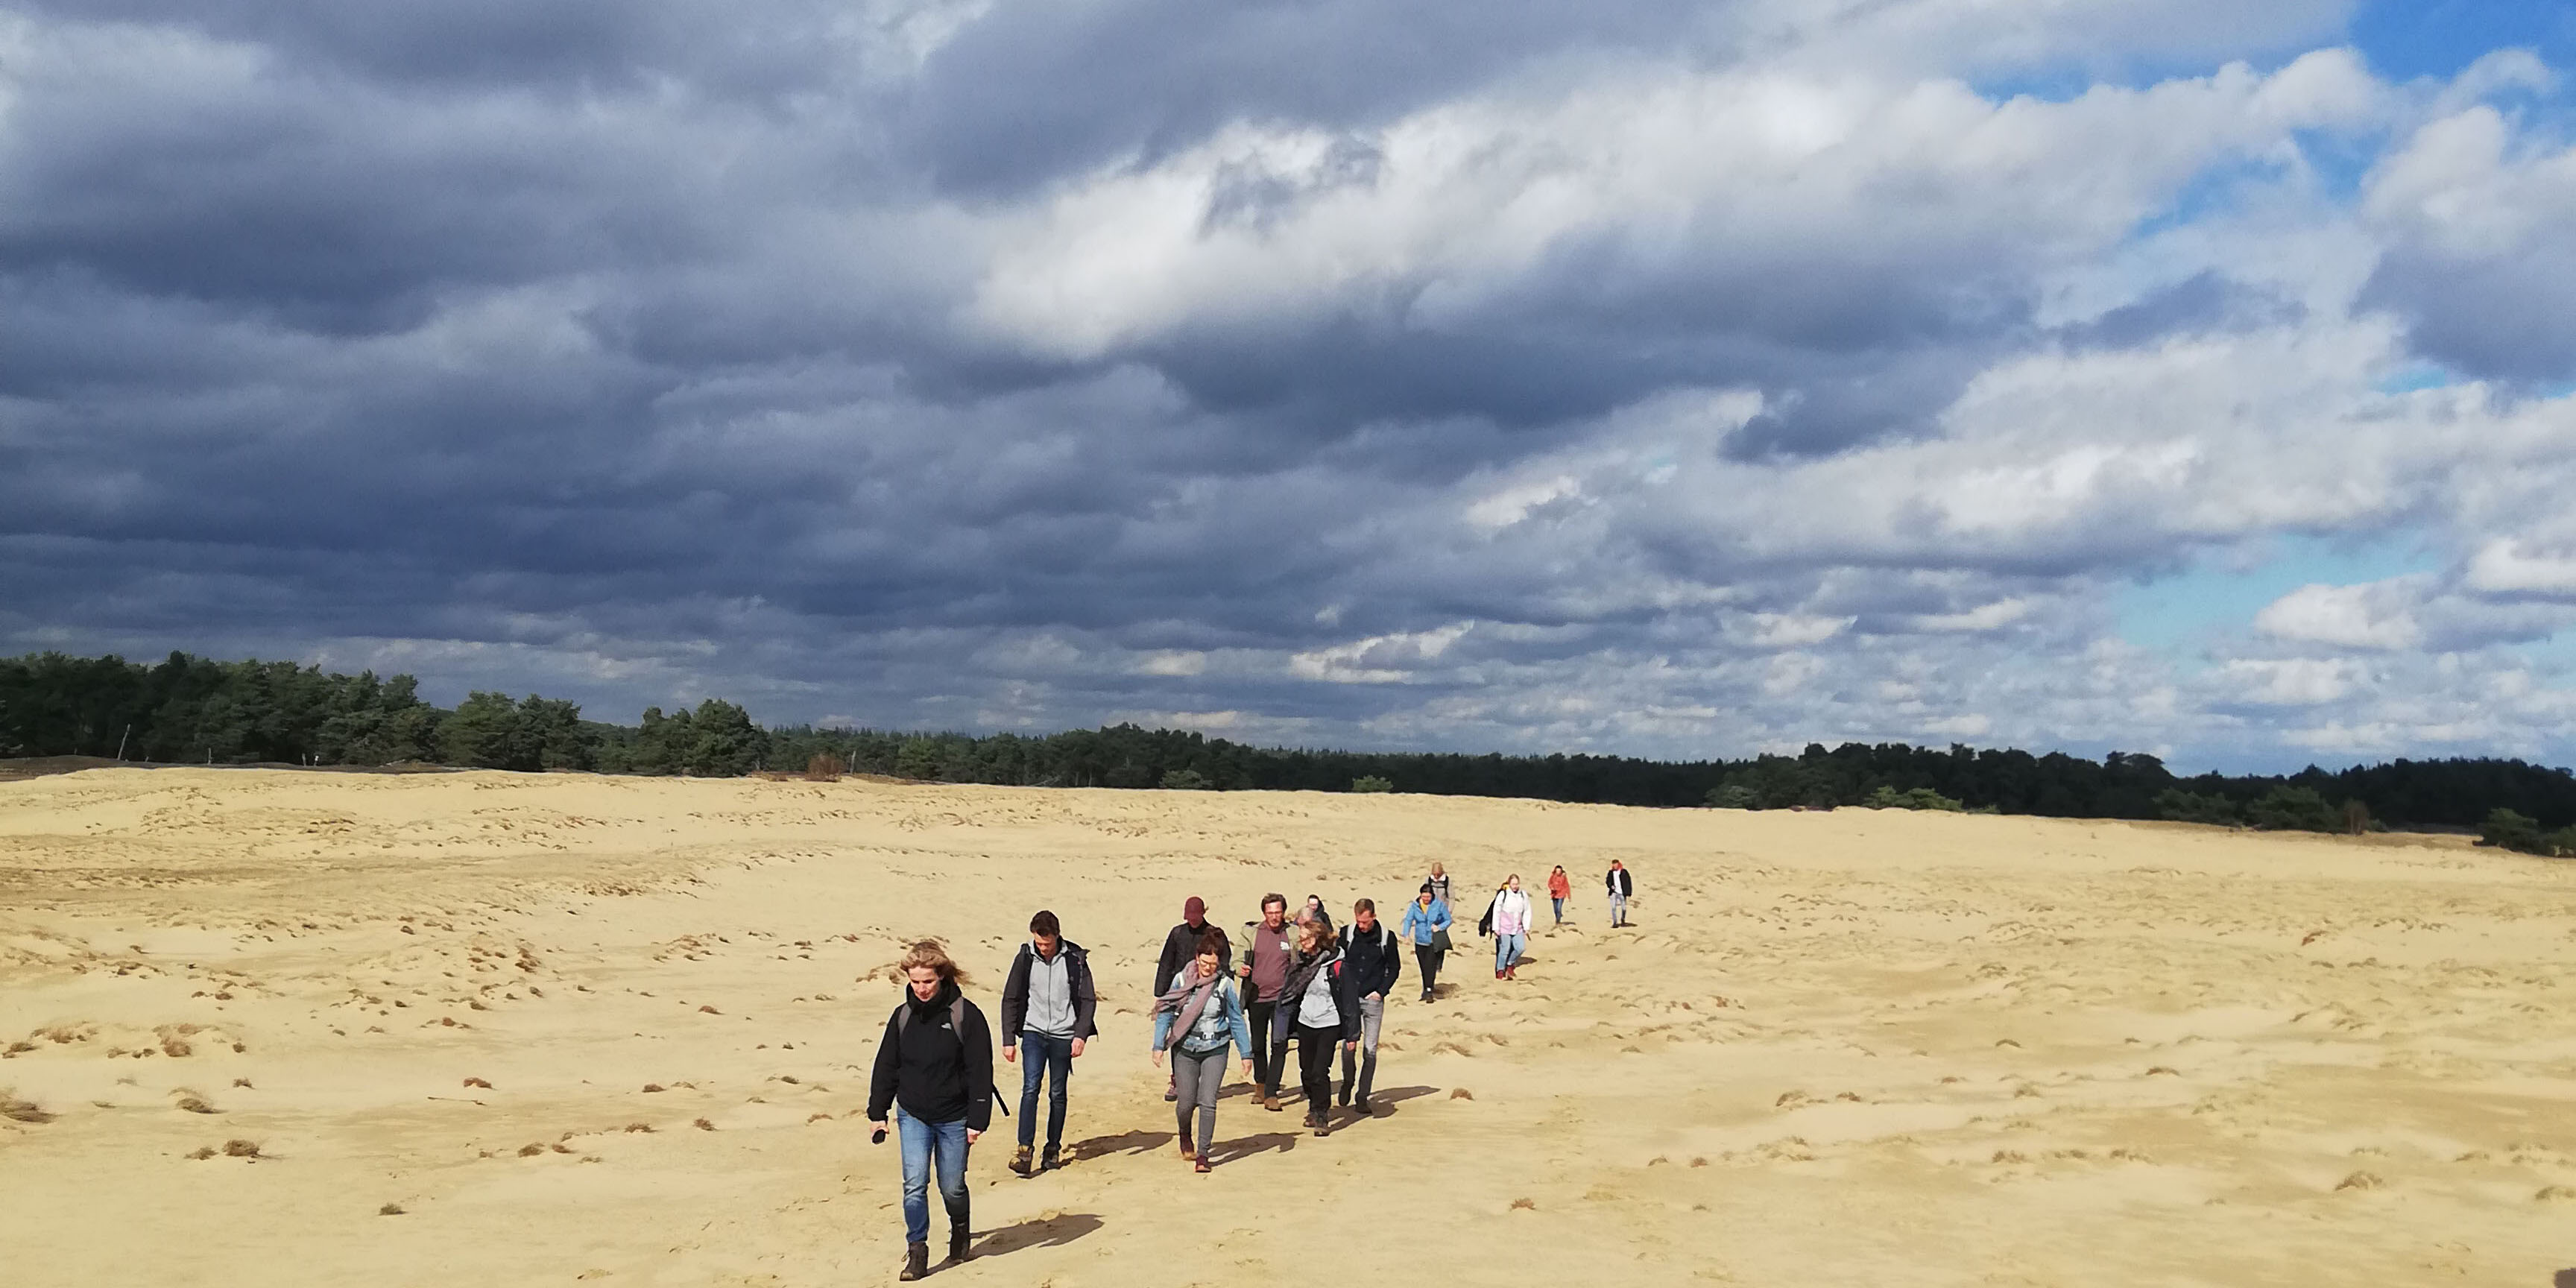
top-left (2, 769), bottom-right (2574, 1287)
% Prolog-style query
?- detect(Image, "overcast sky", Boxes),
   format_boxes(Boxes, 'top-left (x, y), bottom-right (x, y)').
top-left (6, 1), bottom-right (2576, 770)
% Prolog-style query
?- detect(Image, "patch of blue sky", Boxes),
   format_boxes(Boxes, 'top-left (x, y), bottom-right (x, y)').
top-left (2113, 531), bottom-right (2443, 661)
top-left (2374, 362), bottom-right (2459, 394)
top-left (2349, 0), bottom-right (2576, 82)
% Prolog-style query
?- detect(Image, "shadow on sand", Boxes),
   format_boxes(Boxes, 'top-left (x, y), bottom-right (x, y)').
top-left (973, 1211), bottom-right (1102, 1257)
top-left (1067, 1128), bottom-right (1173, 1160)
top-left (1205, 1131), bottom-right (1300, 1165)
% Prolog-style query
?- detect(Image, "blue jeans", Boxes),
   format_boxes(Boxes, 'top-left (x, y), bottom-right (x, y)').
top-left (1014, 1031), bottom-right (1073, 1150)
top-left (1609, 891), bottom-right (1628, 925)
top-left (894, 1105), bottom-right (970, 1246)
top-left (1550, 896), bottom-right (1565, 923)
top-left (1495, 932), bottom-right (1527, 972)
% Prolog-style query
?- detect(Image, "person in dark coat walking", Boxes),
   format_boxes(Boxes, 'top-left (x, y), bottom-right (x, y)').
top-left (868, 940), bottom-right (994, 1281)
top-left (1272, 918), bottom-right (1362, 1135)
top-left (1154, 896), bottom-right (1229, 1102)
top-left (1606, 860), bottom-right (1635, 927)
top-left (1336, 898), bottom-right (1403, 1115)
top-left (998, 910), bottom-right (1097, 1176)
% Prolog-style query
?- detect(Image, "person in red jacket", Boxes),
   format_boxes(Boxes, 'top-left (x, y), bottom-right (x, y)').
top-left (1546, 865), bottom-right (1572, 926)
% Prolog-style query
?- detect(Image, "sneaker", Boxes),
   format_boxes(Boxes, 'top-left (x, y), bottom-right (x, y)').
top-left (1193, 1158), bottom-right (1212, 1175)
top-left (1313, 1115), bottom-right (1330, 1138)
top-left (1179, 1138), bottom-right (1196, 1161)
top-left (1164, 1087), bottom-right (1178, 1102)
top-left (1008, 1146), bottom-right (1033, 1178)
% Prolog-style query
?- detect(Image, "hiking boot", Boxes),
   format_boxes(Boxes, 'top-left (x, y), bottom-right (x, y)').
top-left (897, 1242), bottom-right (929, 1281)
top-left (1008, 1146), bottom-right (1033, 1178)
top-left (1040, 1144), bottom-right (1061, 1172)
top-left (1263, 1094), bottom-right (1281, 1112)
top-left (1313, 1114), bottom-right (1330, 1138)
top-left (948, 1226), bottom-right (972, 1266)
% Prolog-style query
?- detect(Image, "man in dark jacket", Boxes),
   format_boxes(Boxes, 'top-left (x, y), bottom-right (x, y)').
top-left (1606, 860), bottom-right (1635, 927)
top-left (868, 942), bottom-right (994, 1281)
top-left (1155, 896), bottom-right (1230, 1102)
top-left (1336, 899), bottom-right (1403, 1115)
top-left (997, 910), bottom-right (1097, 1175)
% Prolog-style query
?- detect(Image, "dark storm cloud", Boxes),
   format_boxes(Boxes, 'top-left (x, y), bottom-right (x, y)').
top-left (4, 2), bottom-right (2573, 766)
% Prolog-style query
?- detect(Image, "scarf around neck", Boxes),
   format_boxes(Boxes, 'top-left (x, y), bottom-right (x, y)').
top-left (1155, 960), bottom-right (1223, 1046)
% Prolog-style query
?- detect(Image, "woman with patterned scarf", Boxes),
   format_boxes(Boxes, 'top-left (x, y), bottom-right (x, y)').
top-left (1151, 929), bottom-right (1254, 1172)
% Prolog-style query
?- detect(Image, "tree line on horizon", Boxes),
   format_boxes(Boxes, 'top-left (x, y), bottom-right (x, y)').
top-left (6, 650), bottom-right (2576, 850)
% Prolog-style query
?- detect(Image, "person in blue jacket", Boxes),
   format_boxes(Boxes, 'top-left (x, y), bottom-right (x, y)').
top-left (1151, 929), bottom-right (1255, 1173)
top-left (1398, 883), bottom-right (1452, 1003)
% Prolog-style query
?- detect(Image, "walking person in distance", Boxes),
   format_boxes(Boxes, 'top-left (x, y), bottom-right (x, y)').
top-left (1271, 918), bottom-right (1360, 1135)
top-left (1425, 862), bottom-right (1453, 909)
top-left (1299, 892), bottom-right (1335, 935)
top-left (1606, 859), bottom-right (1635, 928)
top-left (1240, 894), bottom-right (1298, 1110)
top-left (1399, 883), bottom-right (1452, 1003)
top-left (1546, 865), bottom-right (1571, 927)
top-left (1489, 874), bottom-right (1532, 980)
top-left (1151, 929), bottom-right (1254, 1174)
top-left (999, 910), bottom-right (1096, 1177)
top-left (1154, 897), bottom-right (1229, 1103)
top-left (1337, 898), bottom-right (1402, 1115)
top-left (867, 940), bottom-right (994, 1281)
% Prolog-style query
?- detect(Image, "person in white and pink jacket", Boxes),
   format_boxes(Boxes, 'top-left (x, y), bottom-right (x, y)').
top-left (1484, 874), bottom-right (1533, 979)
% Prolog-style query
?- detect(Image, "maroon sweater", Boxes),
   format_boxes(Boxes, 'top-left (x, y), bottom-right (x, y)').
top-left (1241, 919), bottom-right (1298, 1003)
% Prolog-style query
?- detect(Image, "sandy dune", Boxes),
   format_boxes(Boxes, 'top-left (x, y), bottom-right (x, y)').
top-left (2, 768), bottom-right (2572, 1287)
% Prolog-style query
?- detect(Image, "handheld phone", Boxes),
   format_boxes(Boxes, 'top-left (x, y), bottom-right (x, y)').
top-left (871, 1126), bottom-right (888, 1145)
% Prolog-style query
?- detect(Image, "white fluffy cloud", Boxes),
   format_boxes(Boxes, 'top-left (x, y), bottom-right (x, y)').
top-left (5, 3), bottom-right (2576, 771)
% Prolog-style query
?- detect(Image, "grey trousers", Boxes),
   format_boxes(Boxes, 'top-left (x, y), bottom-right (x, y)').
top-left (1170, 1045), bottom-right (1225, 1158)
top-left (1337, 995), bottom-right (1383, 1104)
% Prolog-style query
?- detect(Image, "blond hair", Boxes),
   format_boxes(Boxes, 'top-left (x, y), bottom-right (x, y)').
top-left (893, 938), bottom-right (972, 988)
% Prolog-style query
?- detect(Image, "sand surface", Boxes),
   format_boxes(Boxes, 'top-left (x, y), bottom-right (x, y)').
top-left (2, 768), bottom-right (2572, 1287)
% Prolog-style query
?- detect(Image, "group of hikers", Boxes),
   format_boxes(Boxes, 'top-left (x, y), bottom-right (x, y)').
top-left (864, 862), bottom-right (1641, 1279)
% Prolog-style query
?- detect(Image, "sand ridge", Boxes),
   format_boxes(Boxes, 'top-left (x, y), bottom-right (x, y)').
top-left (2, 768), bottom-right (2573, 1286)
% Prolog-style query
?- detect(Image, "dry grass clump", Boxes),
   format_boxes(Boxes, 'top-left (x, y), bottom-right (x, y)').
top-left (692, 1117), bottom-right (714, 1131)
top-left (1449, 1087), bottom-right (1473, 1100)
top-left (223, 1138), bottom-right (260, 1158)
top-left (1, 1093), bottom-right (54, 1123)
top-left (804, 754), bottom-right (845, 783)
top-left (624, 1122), bottom-right (652, 1133)
top-left (517, 1143), bottom-right (546, 1157)
top-left (462, 1076), bottom-right (492, 1088)
top-left (174, 1092), bottom-right (219, 1114)
top-left (1509, 1197), bottom-right (1535, 1210)
top-left (641, 1083), bottom-right (665, 1093)
top-left (378, 1203), bottom-right (405, 1216)
top-left (231, 1078), bottom-right (254, 1088)
top-left (2334, 1171), bottom-right (2384, 1192)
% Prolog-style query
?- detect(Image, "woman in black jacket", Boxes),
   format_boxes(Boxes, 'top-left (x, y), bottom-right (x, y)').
top-left (1272, 918), bottom-right (1361, 1136)
top-left (868, 940), bottom-right (996, 1281)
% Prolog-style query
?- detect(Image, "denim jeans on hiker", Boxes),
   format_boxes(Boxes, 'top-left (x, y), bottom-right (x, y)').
top-left (1014, 1030), bottom-right (1073, 1152)
top-left (1494, 931), bottom-right (1527, 973)
top-left (894, 1105), bottom-right (970, 1246)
